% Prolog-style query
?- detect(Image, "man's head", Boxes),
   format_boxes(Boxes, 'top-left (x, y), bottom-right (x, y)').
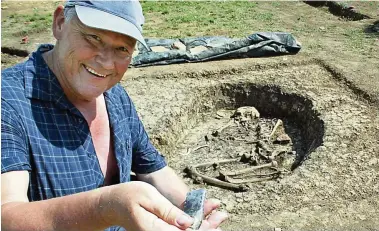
top-left (49, 1), bottom-right (147, 103)
top-left (64, 0), bottom-right (147, 48)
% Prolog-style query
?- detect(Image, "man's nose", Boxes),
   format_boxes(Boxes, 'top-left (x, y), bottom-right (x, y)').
top-left (96, 47), bottom-right (115, 70)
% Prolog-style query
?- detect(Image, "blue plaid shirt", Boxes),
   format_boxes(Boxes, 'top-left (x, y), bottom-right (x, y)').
top-left (1, 44), bottom-right (166, 231)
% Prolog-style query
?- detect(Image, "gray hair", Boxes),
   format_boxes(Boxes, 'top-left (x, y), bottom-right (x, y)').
top-left (64, 6), bottom-right (77, 23)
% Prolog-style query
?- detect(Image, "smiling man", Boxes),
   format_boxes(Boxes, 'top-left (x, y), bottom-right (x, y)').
top-left (1, 1), bottom-right (227, 231)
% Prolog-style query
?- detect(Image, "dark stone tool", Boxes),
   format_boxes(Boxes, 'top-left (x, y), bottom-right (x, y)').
top-left (183, 188), bottom-right (206, 230)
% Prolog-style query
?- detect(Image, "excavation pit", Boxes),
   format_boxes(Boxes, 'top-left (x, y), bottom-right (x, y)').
top-left (178, 83), bottom-right (325, 191)
top-left (123, 58), bottom-right (379, 230)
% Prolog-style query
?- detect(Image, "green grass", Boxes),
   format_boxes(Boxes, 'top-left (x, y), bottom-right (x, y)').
top-left (3, 11), bottom-right (52, 37)
top-left (137, 1), bottom-right (378, 59)
top-left (141, 1), bottom-right (280, 38)
top-left (1, 1), bottom-right (378, 60)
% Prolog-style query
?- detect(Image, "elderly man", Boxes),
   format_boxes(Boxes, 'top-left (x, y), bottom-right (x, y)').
top-left (1, 1), bottom-right (227, 230)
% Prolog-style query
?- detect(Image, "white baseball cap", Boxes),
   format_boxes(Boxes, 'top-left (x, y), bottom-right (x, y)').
top-left (65, 0), bottom-right (148, 48)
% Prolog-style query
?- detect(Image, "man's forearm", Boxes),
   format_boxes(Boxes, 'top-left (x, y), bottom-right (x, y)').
top-left (1, 187), bottom-right (111, 231)
top-left (137, 166), bottom-right (190, 208)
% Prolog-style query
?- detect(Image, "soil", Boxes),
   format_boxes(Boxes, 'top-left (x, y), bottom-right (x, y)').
top-left (122, 58), bottom-right (379, 231)
top-left (304, 1), bottom-right (371, 21)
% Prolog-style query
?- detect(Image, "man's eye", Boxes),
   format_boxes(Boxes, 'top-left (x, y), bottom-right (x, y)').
top-left (117, 47), bottom-right (129, 52)
top-left (117, 47), bottom-right (132, 55)
top-left (116, 47), bottom-right (132, 59)
top-left (86, 34), bottom-right (101, 42)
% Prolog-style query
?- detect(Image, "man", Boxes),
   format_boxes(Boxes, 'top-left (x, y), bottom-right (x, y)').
top-left (1, 1), bottom-right (227, 230)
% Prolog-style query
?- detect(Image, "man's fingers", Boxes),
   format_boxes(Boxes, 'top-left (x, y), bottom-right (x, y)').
top-left (205, 211), bottom-right (228, 229)
top-left (134, 207), bottom-right (184, 231)
top-left (203, 199), bottom-right (221, 217)
top-left (140, 190), bottom-right (194, 229)
top-left (149, 203), bottom-right (194, 229)
top-left (197, 219), bottom-right (221, 231)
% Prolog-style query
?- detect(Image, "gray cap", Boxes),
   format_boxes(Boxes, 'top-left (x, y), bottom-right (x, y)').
top-left (65, 0), bottom-right (148, 48)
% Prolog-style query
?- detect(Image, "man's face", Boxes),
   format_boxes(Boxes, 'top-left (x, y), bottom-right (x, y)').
top-left (55, 15), bottom-right (136, 102)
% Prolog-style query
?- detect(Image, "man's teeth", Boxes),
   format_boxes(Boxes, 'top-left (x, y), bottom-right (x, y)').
top-left (84, 65), bottom-right (106, 77)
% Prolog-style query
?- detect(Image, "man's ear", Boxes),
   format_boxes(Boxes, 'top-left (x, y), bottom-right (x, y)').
top-left (52, 5), bottom-right (66, 40)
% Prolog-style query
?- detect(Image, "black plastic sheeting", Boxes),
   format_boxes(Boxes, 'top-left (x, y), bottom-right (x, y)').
top-left (131, 32), bottom-right (301, 67)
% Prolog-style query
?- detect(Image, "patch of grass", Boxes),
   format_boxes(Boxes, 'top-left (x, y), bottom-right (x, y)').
top-left (343, 28), bottom-right (366, 51)
top-left (253, 12), bottom-right (274, 22)
top-left (3, 10), bottom-right (52, 37)
top-left (141, 1), bottom-right (276, 38)
top-left (1, 1), bottom-right (378, 62)
top-left (271, 2), bottom-right (281, 8)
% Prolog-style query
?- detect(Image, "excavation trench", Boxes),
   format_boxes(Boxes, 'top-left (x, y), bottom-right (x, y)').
top-left (152, 82), bottom-right (324, 189)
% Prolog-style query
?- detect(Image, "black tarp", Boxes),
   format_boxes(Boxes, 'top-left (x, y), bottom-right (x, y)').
top-left (131, 32), bottom-right (301, 67)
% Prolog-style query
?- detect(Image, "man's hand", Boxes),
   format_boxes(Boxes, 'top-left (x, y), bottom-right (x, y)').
top-left (137, 167), bottom-right (228, 230)
top-left (100, 182), bottom-right (228, 231)
top-left (2, 171), bottom-right (196, 231)
top-left (100, 181), bottom-right (196, 231)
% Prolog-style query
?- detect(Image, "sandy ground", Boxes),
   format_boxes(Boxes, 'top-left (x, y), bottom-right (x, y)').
top-left (122, 57), bottom-right (379, 231)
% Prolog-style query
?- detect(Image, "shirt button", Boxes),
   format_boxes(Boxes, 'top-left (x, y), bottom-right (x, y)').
top-left (78, 118), bottom-right (83, 123)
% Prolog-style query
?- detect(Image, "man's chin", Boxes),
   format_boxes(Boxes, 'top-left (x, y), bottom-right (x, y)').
top-left (74, 88), bottom-right (107, 103)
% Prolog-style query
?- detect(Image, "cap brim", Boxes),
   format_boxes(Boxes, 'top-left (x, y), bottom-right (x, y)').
top-left (75, 5), bottom-right (148, 49)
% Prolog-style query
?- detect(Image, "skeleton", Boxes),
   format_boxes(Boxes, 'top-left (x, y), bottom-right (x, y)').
top-left (185, 106), bottom-right (295, 191)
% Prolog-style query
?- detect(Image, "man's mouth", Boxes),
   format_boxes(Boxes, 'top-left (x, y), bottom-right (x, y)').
top-left (83, 65), bottom-right (107, 78)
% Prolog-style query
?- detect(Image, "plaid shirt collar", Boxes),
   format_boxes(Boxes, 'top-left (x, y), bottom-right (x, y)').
top-left (24, 44), bottom-right (65, 102)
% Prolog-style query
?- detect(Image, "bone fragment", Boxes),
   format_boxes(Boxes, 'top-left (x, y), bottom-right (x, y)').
top-left (269, 119), bottom-right (283, 140)
top-left (232, 106), bottom-right (260, 121)
top-left (223, 173), bottom-right (279, 184)
top-left (186, 145), bottom-right (210, 156)
top-left (185, 166), bottom-right (248, 191)
top-left (257, 140), bottom-right (272, 153)
top-left (193, 158), bottom-right (240, 169)
top-left (220, 161), bottom-right (278, 177)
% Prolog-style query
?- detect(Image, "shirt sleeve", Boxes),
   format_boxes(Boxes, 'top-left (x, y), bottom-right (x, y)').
top-left (1, 100), bottom-right (31, 173)
top-left (125, 94), bottom-right (167, 174)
